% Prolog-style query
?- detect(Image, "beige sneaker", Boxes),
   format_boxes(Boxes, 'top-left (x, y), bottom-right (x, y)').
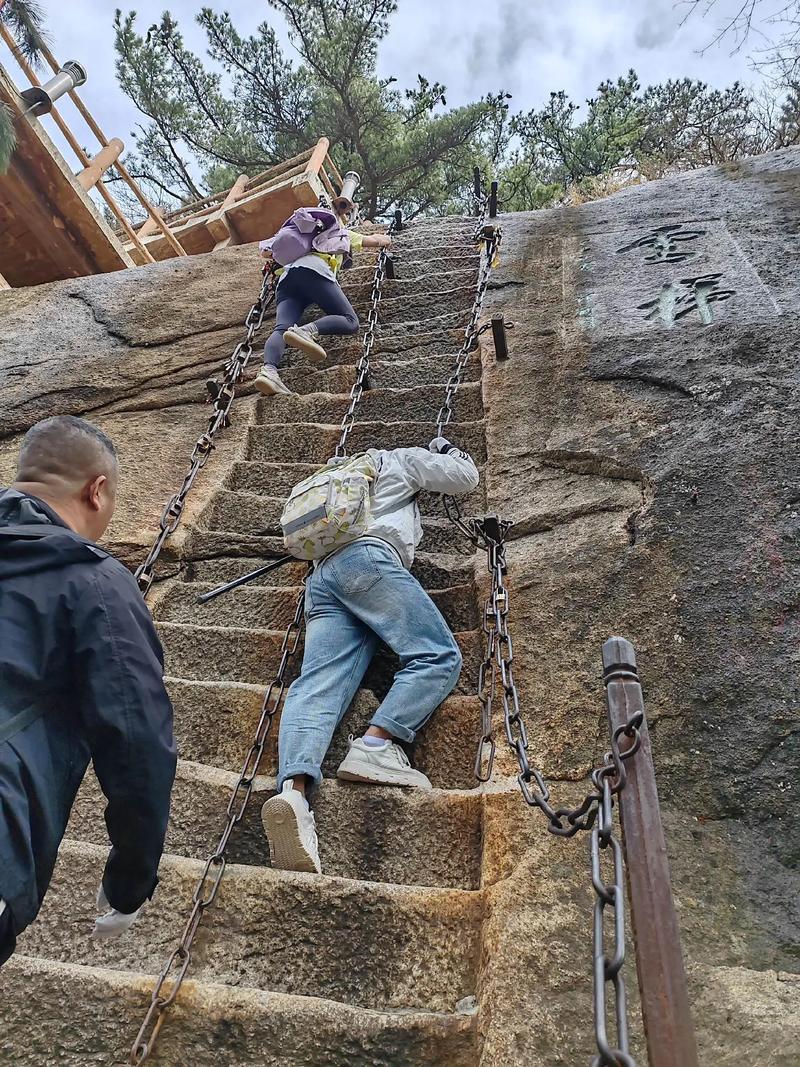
top-left (284, 323), bottom-right (327, 363)
top-left (261, 781), bottom-right (321, 874)
top-left (337, 736), bottom-right (432, 789)
top-left (254, 364), bottom-right (292, 396)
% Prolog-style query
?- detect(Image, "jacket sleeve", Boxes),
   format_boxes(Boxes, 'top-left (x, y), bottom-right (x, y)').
top-left (72, 561), bottom-right (177, 913)
top-left (396, 446), bottom-right (480, 496)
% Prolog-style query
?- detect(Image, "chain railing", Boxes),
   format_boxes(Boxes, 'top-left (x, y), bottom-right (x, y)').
top-left (134, 267), bottom-right (276, 597)
top-left (431, 191), bottom-right (641, 1066)
top-left (470, 517), bottom-right (642, 1067)
top-left (334, 221), bottom-right (396, 458)
top-left (129, 226), bottom-right (395, 1065)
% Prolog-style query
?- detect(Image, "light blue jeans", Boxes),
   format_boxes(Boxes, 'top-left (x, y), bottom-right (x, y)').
top-left (277, 539), bottom-right (463, 789)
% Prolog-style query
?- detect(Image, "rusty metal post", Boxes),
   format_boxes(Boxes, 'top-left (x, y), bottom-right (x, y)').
top-left (602, 637), bottom-right (699, 1067)
top-left (489, 180), bottom-right (498, 218)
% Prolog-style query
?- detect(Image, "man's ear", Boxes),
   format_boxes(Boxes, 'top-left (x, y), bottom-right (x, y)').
top-left (85, 474), bottom-right (107, 512)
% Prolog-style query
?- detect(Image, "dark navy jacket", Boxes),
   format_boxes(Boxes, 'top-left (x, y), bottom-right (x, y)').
top-left (0, 489), bottom-right (176, 957)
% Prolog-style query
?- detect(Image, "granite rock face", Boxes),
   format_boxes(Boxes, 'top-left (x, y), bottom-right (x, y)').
top-left (0, 152), bottom-right (798, 1064)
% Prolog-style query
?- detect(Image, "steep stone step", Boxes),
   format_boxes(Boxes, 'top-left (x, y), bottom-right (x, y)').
top-left (21, 840), bottom-right (483, 1013)
top-left (246, 421), bottom-right (487, 465)
top-left (346, 264), bottom-right (479, 303)
top-left (155, 581), bottom-right (479, 633)
top-left (226, 460), bottom-right (486, 512)
top-left (163, 680), bottom-right (483, 791)
top-left (183, 548), bottom-right (477, 594)
top-left (70, 762), bottom-right (482, 889)
top-left (0, 955), bottom-right (479, 1067)
top-left (200, 512), bottom-right (480, 559)
top-left (255, 382), bottom-right (484, 425)
top-left (352, 286), bottom-right (475, 324)
top-left (156, 621), bottom-right (482, 694)
top-left (277, 350), bottom-right (481, 394)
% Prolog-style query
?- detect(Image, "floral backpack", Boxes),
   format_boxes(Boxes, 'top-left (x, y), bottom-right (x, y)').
top-left (280, 453), bottom-right (378, 560)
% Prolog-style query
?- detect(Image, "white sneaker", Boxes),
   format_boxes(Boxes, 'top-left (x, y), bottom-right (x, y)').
top-left (254, 364), bottom-right (293, 396)
top-left (261, 781), bottom-right (322, 874)
top-left (336, 736), bottom-right (433, 789)
top-left (284, 323), bottom-right (327, 363)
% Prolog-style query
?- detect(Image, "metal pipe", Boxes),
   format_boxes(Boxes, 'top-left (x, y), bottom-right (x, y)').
top-left (393, 209), bottom-right (403, 232)
top-left (602, 637), bottom-right (700, 1067)
top-left (473, 166), bottom-right (481, 205)
top-left (489, 180), bottom-right (498, 218)
top-left (19, 60), bottom-right (86, 116)
top-left (196, 555), bottom-right (294, 603)
top-left (491, 314), bottom-right (509, 360)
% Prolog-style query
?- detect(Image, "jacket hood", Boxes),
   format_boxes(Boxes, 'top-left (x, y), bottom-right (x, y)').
top-left (0, 489), bottom-right (108, 579)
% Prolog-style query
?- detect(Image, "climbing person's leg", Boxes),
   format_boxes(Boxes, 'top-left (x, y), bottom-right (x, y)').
top-left (261, 562), bottom-right (380, 873)
top-left (327, 540), bottom-right (462, 789)
top-left (284, 270), bottom-right (359, 364)
top-left (255, 273), bottom-right (306, 396)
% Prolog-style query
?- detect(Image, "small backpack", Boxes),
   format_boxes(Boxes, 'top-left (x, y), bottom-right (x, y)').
top-left (260, 207), bottom-right (351, 267)
top-left (280, 453), bottom-right (378, 560)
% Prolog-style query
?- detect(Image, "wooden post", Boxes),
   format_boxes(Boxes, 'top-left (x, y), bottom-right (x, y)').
top-left (0, 24), bottom-right (155, 265)
top-left (35, 38), bottom-right (187, 259)
top-left (77, 138), bottom-right (124, 190)
top-left (602, 638), bottom-right (700, 1067)
top-left (305, 137), bottom-right (330, 180)
top-left (205, 173), bottom-right (248, 245)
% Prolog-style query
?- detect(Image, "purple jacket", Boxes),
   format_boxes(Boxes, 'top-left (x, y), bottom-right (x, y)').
top-left (260, 208), bottom-right (353, 268)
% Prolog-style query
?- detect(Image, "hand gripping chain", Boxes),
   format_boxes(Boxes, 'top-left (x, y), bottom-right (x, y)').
top-left (134, 267), bottom-right (276, 598)
top-left (130, 230), bottom-right (394, 1065)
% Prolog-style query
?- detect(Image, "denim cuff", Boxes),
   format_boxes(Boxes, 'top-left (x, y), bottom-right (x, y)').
top-left (278, 762), bottom-right (323, 791)
top-left (368, 712), bottom-right (416, 744)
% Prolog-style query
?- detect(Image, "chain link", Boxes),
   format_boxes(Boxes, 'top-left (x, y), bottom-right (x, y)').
top-left (129, 578), bottom-right (306, 1065)
top-left (334, 221), bottom-right (396, 458)
top-left (134, 268), bottom-right (276, 597)
top-left (473, 518), bottom-right (642, 1066)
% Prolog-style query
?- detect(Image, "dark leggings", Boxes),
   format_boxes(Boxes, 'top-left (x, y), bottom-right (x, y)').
top-left (264, 266), bottom-right (359, 367)
top-left (0, 905), bottom-right (15, 968)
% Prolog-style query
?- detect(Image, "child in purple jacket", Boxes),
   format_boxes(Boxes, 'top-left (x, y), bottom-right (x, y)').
top-left (255, 197), bottom-right (391, 396)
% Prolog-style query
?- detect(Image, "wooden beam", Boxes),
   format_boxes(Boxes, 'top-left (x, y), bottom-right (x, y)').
top-left (77, 138), bottom-right (124, 191)
top-left (205, 173), bottom-right (248, 245)
top-left (0, 29), bottom-right (155, 266)
top-left (0, 270), bottom-right (11, 290)
top-left (36, 39), bottom-right (187, 259)
top-left (305, 137), bottom-right (330, 181)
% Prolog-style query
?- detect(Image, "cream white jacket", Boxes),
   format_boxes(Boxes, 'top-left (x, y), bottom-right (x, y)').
top-left (364, 446), bottom-right (480, 568)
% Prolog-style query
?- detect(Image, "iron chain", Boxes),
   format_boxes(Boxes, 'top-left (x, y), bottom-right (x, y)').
top-left (435, 196), bottom-right (641, 1066)
top-left (473, 519), bottom-right (642, 1067)
top-left (129, 578), bottom-right (307, 1065)
top-left (134, 267), bottom-right (276, 597)
top-left (335, 221), bottom-right (396, 458)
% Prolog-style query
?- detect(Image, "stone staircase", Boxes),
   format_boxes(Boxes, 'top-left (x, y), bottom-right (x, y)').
top-left (1, 217), bottom-right (514, 1066)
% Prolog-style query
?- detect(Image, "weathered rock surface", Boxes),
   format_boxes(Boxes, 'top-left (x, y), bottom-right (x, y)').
top-left (0, 157), bottom-right (797, 1064)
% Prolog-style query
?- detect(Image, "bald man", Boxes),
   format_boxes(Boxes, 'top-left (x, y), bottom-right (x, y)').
top-left (0, 415), bottom-right (176, 966)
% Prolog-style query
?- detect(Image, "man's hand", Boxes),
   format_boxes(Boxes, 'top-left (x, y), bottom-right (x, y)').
top-left (429, 436), bottom-right (454, 455)
top-left (92, 885), bottom-right (144, 940)
top-left (260, 248), bottom-right (274, 261)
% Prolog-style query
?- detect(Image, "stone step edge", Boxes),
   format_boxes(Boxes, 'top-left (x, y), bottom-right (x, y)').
top-left (59, 838), bottom-right (483, 903)
top-left (157, 620), bottom-right (480, 642)
top-left (4, 953), bottom-right (479, 1028)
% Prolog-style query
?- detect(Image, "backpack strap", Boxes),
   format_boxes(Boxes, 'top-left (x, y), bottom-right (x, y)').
top-left (0, 705), bottom-right (46, 744)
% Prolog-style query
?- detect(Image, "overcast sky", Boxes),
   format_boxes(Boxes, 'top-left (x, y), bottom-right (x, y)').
top-left (6, 1), bottom-right (768, 174)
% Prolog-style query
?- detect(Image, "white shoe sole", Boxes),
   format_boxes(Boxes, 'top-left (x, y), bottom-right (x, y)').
top-left (284, 329), bottom-right (327, 364)
top-left (253, 373), bottom-right (292, 396)
top-left (261, 796), bottom-right (321, 873)
top-left (336, 757), bottom-right (432, 789)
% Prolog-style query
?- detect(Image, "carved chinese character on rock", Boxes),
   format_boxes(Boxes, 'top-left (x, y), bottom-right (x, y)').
top-left (617, 224), bottom-right (707, 264)
top-left (638, 273), bottom-right (736, 327)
